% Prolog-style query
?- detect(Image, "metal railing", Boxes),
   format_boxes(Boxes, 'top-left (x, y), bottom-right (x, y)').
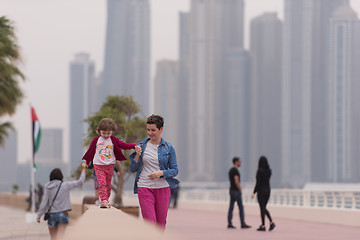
top-left (175, 189), bottom-right (360, 210)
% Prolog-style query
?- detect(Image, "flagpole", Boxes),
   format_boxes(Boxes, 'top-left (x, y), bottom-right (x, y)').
top-left (30, 159), bottom-right (36, 213)
top-left (30, 104), bottom-right (36, 213)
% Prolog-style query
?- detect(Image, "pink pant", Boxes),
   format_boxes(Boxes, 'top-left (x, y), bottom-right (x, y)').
top-left (94, 164), bottom-right (114, 202)
top-left (138, 187), bottom-right (171, 229)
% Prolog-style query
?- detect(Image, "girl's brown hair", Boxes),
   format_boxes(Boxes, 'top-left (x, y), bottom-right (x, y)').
top-left (96, 118), bottom-right (117, 134)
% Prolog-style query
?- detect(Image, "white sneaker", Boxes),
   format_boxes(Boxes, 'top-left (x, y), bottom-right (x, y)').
top-left (100, 200), bottom-right (110, 208)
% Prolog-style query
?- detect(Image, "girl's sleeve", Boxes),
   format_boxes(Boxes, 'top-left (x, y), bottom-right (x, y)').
top-left (129, 152), bottom-right (140, 173)
top-left (162, 145), bottom-right (178, 178)
top-left (118, 139), bottom-right (136, 150)
top-left (82, 137), bottom-right (97, 165)
top-left (37, 189), bottom-right (49, 219)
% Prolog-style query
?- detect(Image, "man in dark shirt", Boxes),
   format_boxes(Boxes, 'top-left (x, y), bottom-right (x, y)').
top-left (227, 157), bottom-right (251, 229)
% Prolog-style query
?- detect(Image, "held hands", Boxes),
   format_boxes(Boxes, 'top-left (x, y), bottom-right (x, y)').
top-left (135, 145), bottom-right (142, 155)
top-left (148, 171), bottom-right (163, 180)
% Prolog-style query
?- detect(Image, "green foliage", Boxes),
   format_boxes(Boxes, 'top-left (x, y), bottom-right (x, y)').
top-left (84, 95), bottom-right (147, 145)
top-left (0, 16), bottom-right (25, 146)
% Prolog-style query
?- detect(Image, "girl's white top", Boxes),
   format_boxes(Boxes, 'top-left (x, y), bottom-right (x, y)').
top-left (93, 137), bottom-right (115, 165)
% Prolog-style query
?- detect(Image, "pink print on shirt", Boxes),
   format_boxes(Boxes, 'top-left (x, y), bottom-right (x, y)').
top-left (98, 141), bottom-right (113, 160)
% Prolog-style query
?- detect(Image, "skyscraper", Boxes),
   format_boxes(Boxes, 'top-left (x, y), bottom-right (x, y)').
top-left (249, 13), bottom-right (282, 187)
top-left (225, 49), bottom-right (252, 182)
top-left (103, 0), bottom-right (150, 115)
top-left (153, 60), bottom-right (179, 148)
top-left (69, 53), bottom-right (95, 171)
top-left (177, 12), bottom-right (191, 181)
top-left (328, 4), bottom-right (360, 182)
top-left (282, 0), bottom-right (349, 187)
top-left (36, 128), bottom-right (67, 184)
top-left (310, 0), bottom-right (349, 183)
top-left (187, 0), bottom-right (244, 181)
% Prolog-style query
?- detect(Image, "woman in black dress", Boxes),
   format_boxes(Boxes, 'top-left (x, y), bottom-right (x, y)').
top-left (251, 156), bottom-right (275, 231)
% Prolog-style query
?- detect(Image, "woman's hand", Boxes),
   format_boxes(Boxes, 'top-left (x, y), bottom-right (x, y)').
top-left (251, 193), bottom-right (255, 199)
top-left (149, 171), bottom-right (163, 180)
top-left (135, 145), bottom-right (142, 155)
top-left (37, 218), bottom-right (40, 223)
top-left (134, 145), bottom-right (142, 162)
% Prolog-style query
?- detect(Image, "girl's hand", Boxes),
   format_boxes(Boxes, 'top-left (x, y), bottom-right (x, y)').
top-left (37, 218), bottom-right (40, 223)
top-left (149, 171), bottom-right (163, 180)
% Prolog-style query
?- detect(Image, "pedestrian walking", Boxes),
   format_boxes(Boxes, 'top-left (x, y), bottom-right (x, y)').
top-left (251, 156), bottom-right (275, 231)
top-left (36, 163), bottom-right (86, 240)
top-left (130, 114), bottom-right (179, 229)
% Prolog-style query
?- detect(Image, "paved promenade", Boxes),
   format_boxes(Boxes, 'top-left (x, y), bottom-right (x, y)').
top-left (0, 206), bottom-right (48, 240)
top-left (1, 203), bottom-right (360, 240)
top-left (166, 206), bottom-right (360, 240)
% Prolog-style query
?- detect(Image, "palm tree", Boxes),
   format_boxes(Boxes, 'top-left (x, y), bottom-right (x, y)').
top-left (0, 16), bottom-right (25, 146)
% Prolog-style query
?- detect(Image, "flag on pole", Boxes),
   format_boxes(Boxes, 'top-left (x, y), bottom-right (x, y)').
top-left (31, 106), bottom-right (41, 169)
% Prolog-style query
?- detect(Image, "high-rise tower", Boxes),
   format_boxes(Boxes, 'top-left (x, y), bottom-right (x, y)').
top-left (328, 4), bottom-right (360, 182)
top-left (249, 13), bottom-right (282, 187)
top-left (69, 53), bottom-right (95, 171)
top-left (282, 0), bottom-right (349, 187)
top-left (102, 0), bottom-right (150, 115)
top-left (188, 0), bottom-right (244, 181)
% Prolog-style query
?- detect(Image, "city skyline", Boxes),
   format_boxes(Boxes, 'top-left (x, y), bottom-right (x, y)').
top-left (2, 0), bottom-right (360, 188)
top-left (1, 0), bottom-right (291, 166)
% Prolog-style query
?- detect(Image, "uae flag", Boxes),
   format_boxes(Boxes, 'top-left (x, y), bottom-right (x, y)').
top-left (31, 106), bottom-right (41, 169)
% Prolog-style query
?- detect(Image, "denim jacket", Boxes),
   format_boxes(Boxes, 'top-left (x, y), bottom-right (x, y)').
top-left (129, 138), bottom-right (179, 194)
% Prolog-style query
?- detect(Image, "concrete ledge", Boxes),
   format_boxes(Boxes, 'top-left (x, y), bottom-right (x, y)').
top-left (63, 205), bottom-right (180, 240)
top-left (178, 201), bottom-right (360, 227)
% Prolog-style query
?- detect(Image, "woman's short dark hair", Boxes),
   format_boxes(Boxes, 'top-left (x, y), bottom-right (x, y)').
top-left (50, 168), bottom-right (63, 181)
top-left (146, 114), bottom-right (164, 130)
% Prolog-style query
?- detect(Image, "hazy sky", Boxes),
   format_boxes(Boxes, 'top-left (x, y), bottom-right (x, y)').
top-left (1, 0), bottom-right (359, 165)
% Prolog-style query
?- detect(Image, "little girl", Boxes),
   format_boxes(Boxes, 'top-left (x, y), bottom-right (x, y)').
top-left (82, 118), bottom-right (136, 208)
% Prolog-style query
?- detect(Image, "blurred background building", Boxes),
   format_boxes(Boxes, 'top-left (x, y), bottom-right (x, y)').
top-left (102, 0), bottom-right (151, 116)
top-left (69, 53), bottom-right (95, 172)
top-left (2, 0), bottom-right (360, 192)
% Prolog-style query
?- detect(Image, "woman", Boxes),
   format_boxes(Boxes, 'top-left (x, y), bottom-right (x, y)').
top-left (37, 163), bottom-right (86, 239)
top-left (130, 114), bottom-right (179, 229)
top-left (251, 156), bottom-right (275, 231)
